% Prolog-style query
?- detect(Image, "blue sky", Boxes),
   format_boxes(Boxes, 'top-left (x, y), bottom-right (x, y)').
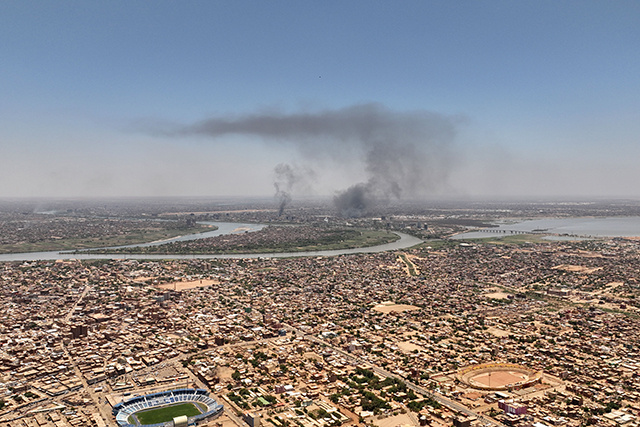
top-left (1, 1), bottom-right (639, 199)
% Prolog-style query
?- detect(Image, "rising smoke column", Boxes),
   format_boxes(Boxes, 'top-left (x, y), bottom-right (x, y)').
top-left (273, 163), bottom-right (294, 216)
top-left (163, 103), bottom-right (459, 217)
top-left (273, 163), bottom-right (315, 216)
top-left (333, 183), bottom-right (371, 218)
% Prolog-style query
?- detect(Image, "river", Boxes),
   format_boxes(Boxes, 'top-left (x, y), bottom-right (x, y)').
top-left (0, 222), bottom-right (423, 262)
top-left (451, 216), bottom-right (640, 240)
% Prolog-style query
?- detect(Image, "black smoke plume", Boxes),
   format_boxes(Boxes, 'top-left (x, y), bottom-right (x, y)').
top-left (164, 103), bottom-right (459, 217)
top-left (273, 163), bottom-right (294, 216)
top-left (272, 163), bottom-right (315, 216)
top-left (333, 183), bottom-right (372, 218)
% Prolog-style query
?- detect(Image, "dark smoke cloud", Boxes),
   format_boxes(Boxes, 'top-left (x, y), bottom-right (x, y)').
top-left (273, 163), bottom-right (315, 216)
top-left (166, 103), bottom-right (460, 217)
top-left (273, 163), bottom-right (294, 216)
top-left (333, 183), bottom-right (372, 218)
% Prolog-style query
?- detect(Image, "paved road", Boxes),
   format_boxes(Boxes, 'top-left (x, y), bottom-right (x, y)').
top-left (61, 284), bottom-right (114, 425)
top-left (64, 285), bottom-right (90, 322)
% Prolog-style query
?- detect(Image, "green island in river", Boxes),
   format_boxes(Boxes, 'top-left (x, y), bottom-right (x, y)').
top-left (81, 225), bottom-right (400, 255)
top-left (0, 218), bottom-right (212, 254)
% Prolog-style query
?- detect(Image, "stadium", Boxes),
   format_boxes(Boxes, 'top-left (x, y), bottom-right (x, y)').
top-left (112, 388), bottom-right (223, 427)
top-left (456, 363), bottom-right (542, 391)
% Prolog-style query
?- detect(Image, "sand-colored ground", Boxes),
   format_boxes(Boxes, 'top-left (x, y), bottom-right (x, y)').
top-left (591, 281), bottom-right (624, 295)
top-left (576, 250), bottom-right (605, 258)
top-left (303, 352), bottom-right (323, 362)
top-left (397, 341), bottom-right (425, 352)
top-left (484, 292), bottom-right (511, 299)
top-left (372, 301), bottom-right (420, 313)
top-left (552, 264), bottom-right (603, 274)
top-left (372, 412), bottom-right (419, 427)
top-left (462, 391), bottom-right (483, 400)
top-left (469, 370), bottom-right (530, 388)
top-left (200, 413), bottom-right (242, 427)
top-left (217, 366), bottom-right (233, 380)
top-left (157, 279), bottom-right (219, 290)
top-left (486, 327), bottom-right (510, 337)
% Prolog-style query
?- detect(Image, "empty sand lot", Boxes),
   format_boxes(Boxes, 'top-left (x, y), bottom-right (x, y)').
top-left (157, 279), bottom-right (219, 290)
top-left (470, 370), bottom-right (530, 388)
top-left (552, 264), bottom-right (602, 274)
top-left (372, 302), bottom-right (420, 313)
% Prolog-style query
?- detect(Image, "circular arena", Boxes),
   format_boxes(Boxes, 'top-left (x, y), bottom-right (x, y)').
top-left (112, 388), bottom-right (223, 427)
top-left (456, 363), bottom-right (542, 391)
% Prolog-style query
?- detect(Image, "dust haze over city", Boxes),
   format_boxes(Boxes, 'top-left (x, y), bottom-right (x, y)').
top-left (2, 3), bottom-right (640, 427)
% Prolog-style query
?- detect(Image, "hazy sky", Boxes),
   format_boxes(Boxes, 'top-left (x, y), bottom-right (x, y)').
top-left (1, 1), bottom-right (639, 200)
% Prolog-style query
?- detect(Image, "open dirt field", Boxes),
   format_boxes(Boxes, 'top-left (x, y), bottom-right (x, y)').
top-left (372, 302), bottom-right (420, 313)
top-left (397, 341), bottom-right (425, 352)
top-left (157, 279), bottom-right (219, 290)
top-left (373, 412), bottom-right (418, 427)
top-left (303, 352), bottom-right (323, 362)
top-left (217, 367), bottom-right (233, 380)
top-left (485, 292), bottom-right (511, 299)
top-left (552, 264), bottom-right (603, 274)
top-left (469, 370), bottom-right (530, 388)
top-left (486, 327), bottom-right (510, 337)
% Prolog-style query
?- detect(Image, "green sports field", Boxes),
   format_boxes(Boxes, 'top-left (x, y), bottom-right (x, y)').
top-left (133, 402), bottom-right (201, 424)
